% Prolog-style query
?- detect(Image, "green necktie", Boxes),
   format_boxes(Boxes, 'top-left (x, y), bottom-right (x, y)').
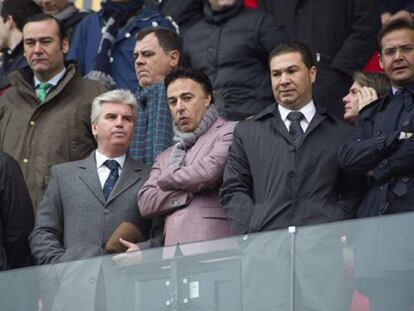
top-left (37, 82), bottom-right (51, 102)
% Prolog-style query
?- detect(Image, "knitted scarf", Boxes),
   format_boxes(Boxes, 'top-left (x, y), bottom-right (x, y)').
top-left (168, 105), bottom-right (218, 167)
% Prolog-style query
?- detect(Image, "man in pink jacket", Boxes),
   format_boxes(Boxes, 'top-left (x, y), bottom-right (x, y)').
top-left (137, 68), bottom-right (236, 247)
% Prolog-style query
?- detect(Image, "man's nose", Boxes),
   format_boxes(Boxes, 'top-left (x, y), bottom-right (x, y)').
top-left (280, 72), bottom-right (290, 84)
top-left (115, 116), bottom-right (124, 126)
top-left (34, 42), bottom-right (43, 54)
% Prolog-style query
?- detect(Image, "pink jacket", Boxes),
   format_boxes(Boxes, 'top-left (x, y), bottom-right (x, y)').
top-left (138, 118), bottom-right (236, 246)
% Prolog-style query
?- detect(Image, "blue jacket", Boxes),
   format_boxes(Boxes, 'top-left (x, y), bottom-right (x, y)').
top-left (67, 8), bottom-right (175, 93)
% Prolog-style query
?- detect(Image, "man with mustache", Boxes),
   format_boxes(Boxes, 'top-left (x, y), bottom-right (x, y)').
top-left (220, 41), bottom-right (366, 311)
top-left (0, 14), bottom-right (107, 210)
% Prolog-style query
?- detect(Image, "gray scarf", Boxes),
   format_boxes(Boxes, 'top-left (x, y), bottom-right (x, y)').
top-left (168, 105), bottom-right (218, 167)
top-left (54, 3), bottom-right (78, 21)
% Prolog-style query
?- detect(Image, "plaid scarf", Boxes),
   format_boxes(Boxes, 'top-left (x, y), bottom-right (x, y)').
top-left (129, 81), bottom-right (173, 165)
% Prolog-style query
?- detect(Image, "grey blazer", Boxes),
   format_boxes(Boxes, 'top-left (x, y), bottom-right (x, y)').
top-left (30, 151), bottom-right (151, 265)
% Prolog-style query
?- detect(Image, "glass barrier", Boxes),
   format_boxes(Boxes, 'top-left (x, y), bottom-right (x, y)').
top-left (0, 212), bottom-right (413, 311)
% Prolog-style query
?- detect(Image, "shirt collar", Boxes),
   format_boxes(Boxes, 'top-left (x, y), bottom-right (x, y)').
top-left (34, 67), bottom-right (66, 88)
top-left (278, 100), bottom-right (316, 123)
top-left (95, 150), bottom-right (126, 169)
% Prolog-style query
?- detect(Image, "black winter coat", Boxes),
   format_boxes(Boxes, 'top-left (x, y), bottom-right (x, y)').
top-left (220, 104), bottom-right (366, 234)
top-left (0, 152), bottom-right (33, 270)
top-left (183, 1), bottom-right (287, 121)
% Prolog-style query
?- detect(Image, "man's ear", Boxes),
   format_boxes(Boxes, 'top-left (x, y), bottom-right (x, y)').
top-left (310, 65), bottom-right (317, 83)
top-left (378, 53), bottom-right (384, 70)
top-left (61, 37), bottom-right (69, 54)
top-left (169, 50), bottom-right (180, 69)
top-left (91, 121), bottom-right (98, 137)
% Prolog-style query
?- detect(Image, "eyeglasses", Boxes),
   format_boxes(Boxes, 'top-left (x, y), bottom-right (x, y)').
top-left (382, 44), bottom-right (414, 57)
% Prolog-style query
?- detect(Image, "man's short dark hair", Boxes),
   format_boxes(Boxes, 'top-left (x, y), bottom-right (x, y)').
top-left (0, 0), bottom-right (42, 32)
top-left (377, 19), bottom-right (414, 52)
top-left (269, 41), bottom-right (315, 69)
top-left (136, 27), bottom-right (182, 54)
top-left (24, 13), bottom-right (67, 41)
top-left (164, 68), bottom-right (215, 104)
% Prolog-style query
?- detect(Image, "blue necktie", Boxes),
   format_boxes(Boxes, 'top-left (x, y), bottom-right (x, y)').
top-left (287, 111), bottom-right (305, 147)
top-left (103, 160), bottom-right (119, 200)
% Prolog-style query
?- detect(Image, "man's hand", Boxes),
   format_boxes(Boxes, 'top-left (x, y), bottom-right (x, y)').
top-left (119, 238), bottom-right (140, 252)
top-left (113, 238), bottom-right (143, 266)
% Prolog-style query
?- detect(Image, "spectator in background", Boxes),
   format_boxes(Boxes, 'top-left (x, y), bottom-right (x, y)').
top-left (258, 0), bottom-right (381, 119)
top-left (0, 152), bottom-right (33, 270)
top-left (338, 19), bottom-right (414, 311)
top-left (343, 71), bottom-right (390, 123)
top-left (137, 68), bottom-right (236, 248)
top-left (338, 18), bottom-right (414, 218)
top-left (183, 0), bottom-right (287, 121)
top-left (129, 28), bottom-right (180, 165)
top-left (0, 0), bottom-right (42, 92)
top-left (37, 0), bottom-right (90, 42)
top-left (0, 14), bottom-right (107, 209)
top-left (379, 0), bottom-right (414, 24)
top-left (67, 0), bottom-right (176, 92)
top-left (157, 0), bottom-right (204, 34)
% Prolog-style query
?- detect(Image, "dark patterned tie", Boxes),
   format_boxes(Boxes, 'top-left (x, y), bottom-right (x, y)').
top-left (395, 88), bottom-right (412, 111)
top-left (287, 111), bottom-right (305, 147)
top-left (103, 160), bottom-right (119, 200)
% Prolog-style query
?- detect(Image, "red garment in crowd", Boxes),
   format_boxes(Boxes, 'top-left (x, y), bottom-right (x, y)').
top-left (363, 52), bottom-right (383, 73)
top-left (244, 0), bottom-right (257, 8)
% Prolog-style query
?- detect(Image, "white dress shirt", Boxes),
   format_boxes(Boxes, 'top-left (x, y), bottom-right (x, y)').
top-left (95, 150), bottom-right (126, 188)
top-left (278, 100), bottom-right (316, 133)
top-left (34, 67), bottom-right (67, 97)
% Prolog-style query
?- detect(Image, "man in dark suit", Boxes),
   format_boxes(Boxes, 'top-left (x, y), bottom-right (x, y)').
top-left (257, 0), bottom-right (381, 118)
top-left (30, 89), bottom-right (151, 264)
top-left (220, 41), bottom-right (366, 311)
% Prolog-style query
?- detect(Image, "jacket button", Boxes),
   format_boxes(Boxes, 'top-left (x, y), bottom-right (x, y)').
top-left (23, 158), bottom-right (29, 163)
top-left (30, 121), bottom-right (35, 126)
top-left (288, 170), bottom-right (295, 177)
top-left (403, 120), bottom-right (410, 127)
top-left (288, 145), bottom-right (295, 152)
top-left (104, 208), bottom-right (110, 214)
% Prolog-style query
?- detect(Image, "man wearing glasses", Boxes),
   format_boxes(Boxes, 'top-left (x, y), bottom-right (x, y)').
top-left (338, 19), bottom-right (414, 311)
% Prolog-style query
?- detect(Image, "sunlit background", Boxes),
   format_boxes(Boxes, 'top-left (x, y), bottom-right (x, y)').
top-left (74, 0), bottom-right (101, 11)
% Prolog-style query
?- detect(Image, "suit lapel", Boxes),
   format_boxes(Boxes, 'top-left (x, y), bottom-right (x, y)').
top-left (78, 151), bottom-right (106, 205)
top-left (186, 119), bottom-right (222, 164)
top-left (106, 156), bottom-right (143, 205)
top-left (303, 110), bottom-right (326, 140)
top-left (272, 108), bottom-right (296, 145)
